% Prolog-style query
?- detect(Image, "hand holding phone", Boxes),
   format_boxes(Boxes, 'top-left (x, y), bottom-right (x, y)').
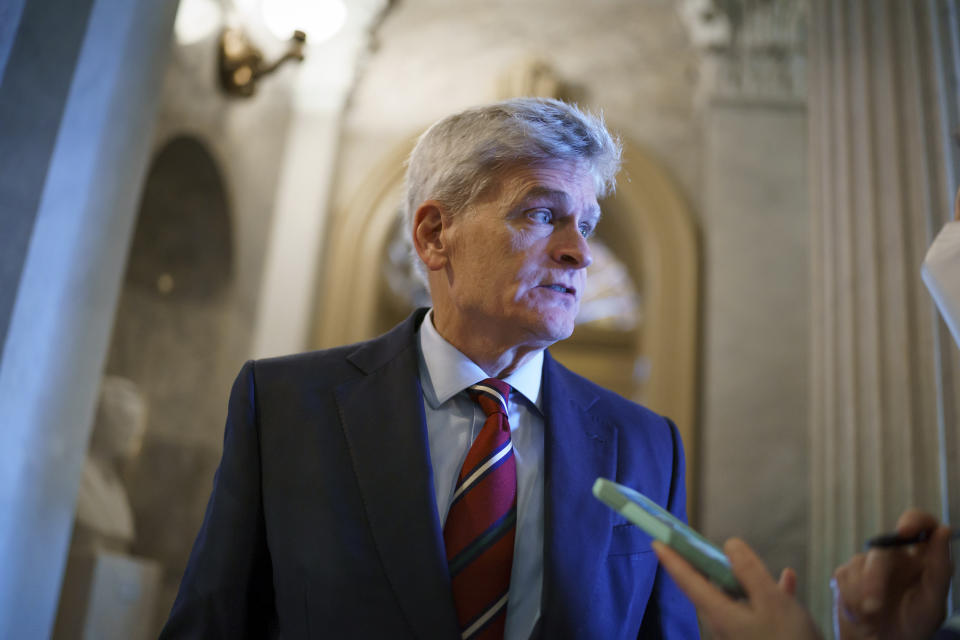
top-left (592, 477), bottom-right (744, 598)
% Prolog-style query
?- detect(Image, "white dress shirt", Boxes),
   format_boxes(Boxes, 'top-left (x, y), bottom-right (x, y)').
top-left (416, 310), bottom-right (545, 640)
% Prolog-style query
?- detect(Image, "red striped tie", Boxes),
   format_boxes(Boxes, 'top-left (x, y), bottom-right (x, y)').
top-left (443, 379), bottom-right (516, 640)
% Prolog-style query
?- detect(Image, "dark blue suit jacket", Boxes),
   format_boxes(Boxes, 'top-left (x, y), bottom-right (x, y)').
top-left (160, 309), bottom-right (699, 639)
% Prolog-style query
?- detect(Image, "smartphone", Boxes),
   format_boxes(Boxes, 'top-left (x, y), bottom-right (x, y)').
top-left (592, 477), bottom-right (744, 598)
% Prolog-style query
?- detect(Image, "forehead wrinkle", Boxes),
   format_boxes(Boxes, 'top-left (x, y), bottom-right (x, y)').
top-left (518, 185), bottom-right (569, 205)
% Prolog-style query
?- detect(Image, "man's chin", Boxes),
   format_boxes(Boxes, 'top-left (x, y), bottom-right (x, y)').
top-left (527, 319), bottom-right (576, 346)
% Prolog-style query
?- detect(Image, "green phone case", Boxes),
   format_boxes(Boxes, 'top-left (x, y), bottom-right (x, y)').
top-left (592, 477), bottom-right (744, 598)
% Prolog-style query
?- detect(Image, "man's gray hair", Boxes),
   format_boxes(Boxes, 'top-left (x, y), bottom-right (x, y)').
top-left (403, 97), bottom-right (622, 284)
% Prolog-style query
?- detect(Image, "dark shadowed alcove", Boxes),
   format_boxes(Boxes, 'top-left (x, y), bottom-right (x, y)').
top-left (99, 135), bottom-right (234, 635)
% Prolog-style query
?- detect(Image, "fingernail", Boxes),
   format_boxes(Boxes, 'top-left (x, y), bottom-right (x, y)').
top-left (862, 597), bottom-right (880, 613)
top-left (725, 538), bottom-right (744, 556)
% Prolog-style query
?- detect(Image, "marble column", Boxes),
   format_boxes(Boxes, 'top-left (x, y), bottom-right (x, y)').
top-left (807, 0), bottom-right (960, 627)
top-left (0, 0), bottom-right (177, 635)
top-left (680, 0), bottom-right (812, 598)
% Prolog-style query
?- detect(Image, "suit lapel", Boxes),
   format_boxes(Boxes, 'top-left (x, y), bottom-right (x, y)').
top-left (539, 353), bottom-right (618, 638)
top-left (334, 311), bottom-right (460, 639)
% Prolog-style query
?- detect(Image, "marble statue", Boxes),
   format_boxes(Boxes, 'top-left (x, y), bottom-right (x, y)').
top-left (71, 376), bottom-right (147, 554)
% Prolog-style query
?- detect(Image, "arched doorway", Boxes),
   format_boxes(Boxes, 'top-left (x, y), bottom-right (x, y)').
top-left (55, 135), bottom-right (236, 639)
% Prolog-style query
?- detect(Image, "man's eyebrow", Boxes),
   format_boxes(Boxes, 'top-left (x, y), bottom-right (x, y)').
top-left (518, 186), bottom-right (603, 219)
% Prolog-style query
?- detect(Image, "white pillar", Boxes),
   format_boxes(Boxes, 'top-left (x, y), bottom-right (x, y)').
top-left (0, 0), bottom-right (177, 635)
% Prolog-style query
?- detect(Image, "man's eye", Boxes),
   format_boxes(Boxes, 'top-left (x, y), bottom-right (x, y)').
top-left (530, 209), bottom-right (553, 224)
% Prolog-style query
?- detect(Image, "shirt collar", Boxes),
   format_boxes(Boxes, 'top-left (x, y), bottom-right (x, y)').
top-left (417, 309), bottom-right (543, 412)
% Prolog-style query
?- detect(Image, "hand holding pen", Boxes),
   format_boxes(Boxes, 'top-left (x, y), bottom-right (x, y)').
top-left (866, 527), bottom-right (960, 549)
top-left (831, 509), bottom-right (953, 640)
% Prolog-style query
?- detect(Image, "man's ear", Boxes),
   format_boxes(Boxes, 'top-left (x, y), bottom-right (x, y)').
top-left (412, 201), bottom-right (450, 271)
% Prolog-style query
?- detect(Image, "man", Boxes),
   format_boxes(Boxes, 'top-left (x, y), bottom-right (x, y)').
top-left (160, 98), bottom-right (698, 639)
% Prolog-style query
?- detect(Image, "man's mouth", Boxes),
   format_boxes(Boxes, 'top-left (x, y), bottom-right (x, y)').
top-left (541, 284), bottom-right (576, 295)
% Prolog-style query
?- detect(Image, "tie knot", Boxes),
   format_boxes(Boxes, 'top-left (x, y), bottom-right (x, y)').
top-left (467, 379), bottom-right (511, 417)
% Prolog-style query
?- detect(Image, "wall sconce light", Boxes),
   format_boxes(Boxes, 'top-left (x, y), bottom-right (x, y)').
top-left (218, 27), bottom-right (307, 97)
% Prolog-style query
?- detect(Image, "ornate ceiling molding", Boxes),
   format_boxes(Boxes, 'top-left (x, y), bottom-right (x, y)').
top-left (679, 0), bottom-right (808, 104)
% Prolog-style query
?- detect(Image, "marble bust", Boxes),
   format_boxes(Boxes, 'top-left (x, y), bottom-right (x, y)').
top-left (72, 376), bottom-right (147, 554)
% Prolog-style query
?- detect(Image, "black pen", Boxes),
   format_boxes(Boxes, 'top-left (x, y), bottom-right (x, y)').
top-left (865, 528), bottom-right (960, 549)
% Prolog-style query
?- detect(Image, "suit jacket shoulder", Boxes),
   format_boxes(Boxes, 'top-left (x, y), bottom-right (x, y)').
top-left (252, 308), bottom-right (429, 390)
top-left (160, 308), bottom-right (463, 640)
top-left (543, 352), bottom-right (685, 486)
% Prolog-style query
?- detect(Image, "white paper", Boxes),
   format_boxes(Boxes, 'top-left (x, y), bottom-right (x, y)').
top-left (922, 220), bottom-right (960, 349)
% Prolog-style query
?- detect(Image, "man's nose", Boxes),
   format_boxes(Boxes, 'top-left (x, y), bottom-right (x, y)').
top-left (552, 227), bottom-right (593, 269)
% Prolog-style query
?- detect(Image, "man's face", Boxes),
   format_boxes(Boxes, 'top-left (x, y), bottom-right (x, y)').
top-left (434, 162), bottom-right (599, 351)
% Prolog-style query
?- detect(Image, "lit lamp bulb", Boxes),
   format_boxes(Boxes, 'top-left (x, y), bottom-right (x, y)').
top-left (174, 0), bottom-right (223, 45)
top-left (233, 66), bottom-right (253, 86)
top-left (261, 0), bottom-right (347, 43)
top-left (222, 29), bottom-right (247, 58)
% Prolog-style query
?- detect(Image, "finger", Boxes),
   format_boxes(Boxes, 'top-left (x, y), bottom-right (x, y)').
top-left (724, 538), bottom-right (779, 602)
top-left (653, 541), bottom-right (746, 623)
top-left (832, 553), bottom-right (868, 618)
top-left (778, 567), bottom-right (797, 596)
top-left (833, 552), bottom-right (865, 582)
top-left (833, 588), bottom-right (862, 640)
top-left (923, 525), bottom-right (954, 592)
top-left (894, 508), bottom-right (940, 538)
top-left (830, 576), bottom-right (858, 626)
top-left (854, 551), bottom-right (897, 615)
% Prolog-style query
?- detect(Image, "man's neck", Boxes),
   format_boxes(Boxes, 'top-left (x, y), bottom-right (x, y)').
top-left (429, 311), bottom-right (547, 378)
